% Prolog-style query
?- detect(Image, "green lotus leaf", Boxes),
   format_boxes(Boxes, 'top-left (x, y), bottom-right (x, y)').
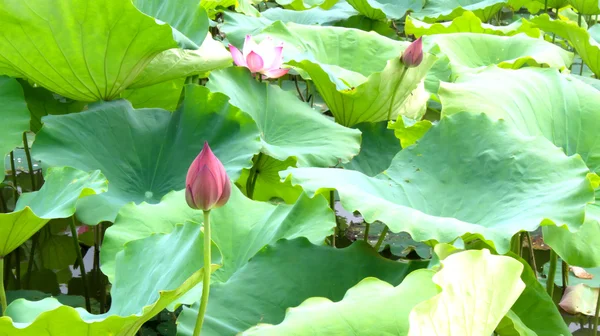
top-left (543, 203), bottom-right (600, 267)
top-left (120, 78), bottom-right (185, 111)
top-left (531, 14), bottom-right (600, 77)
top-left (250, 22), bottom-right (435, 126)
top-left (0, 222), bottom-right (221, 335)
top-left (567, 0), bottom-right (600, 14)
top-left (333, 14), bottom-right (398, 38)
top-left (589, 23), bottom-right (600, 42)
top-left (133, 0), bottom-right (209, 49)
top-left (237, 155), bottom-right (303, 203)
top-left (510, 0), bottom-right (568, 11)
top-left (409, 249), bottom-right (525, 335)
top-left (406, 11), bottom-right (540, 37)
top-left (411, 0), bottom-right (508, 23)
top-left (439, 67), bottom-right (600, 173)
top-left (19, 81), bottom-right (86, 134)
top-left (32, 85), bottom-right (261, 224)
top-left (0, 167), bottom-right (107, 256)
top-left (0, 77), bottom-right (30, 182)
top-left (282, 112), bottom-right (593, 254)
top-left (129, 34), bottom-right (232, 89)
top-left (342, 121), bottom-right (402, 177)
top-left (275, 0), bottom-right (338, 10)
top-left (39, 235), bottom-right (76, 270)
top-left (346, 0), bottom-right (423, 20)
top-left (543, 259), bottom-right (600, 288)
top-left (0, 0), bottom-right (177, 101)
top-left (430, 33), bottom-right (573, 76)
top-left (388, 116), bottom-right (433, 148)
top-left (207, 67), bottom-right (361, 165)
top-left (177, 238), bottom-right (429, 336)
top-left (101, 186), bottom-right (335, 287)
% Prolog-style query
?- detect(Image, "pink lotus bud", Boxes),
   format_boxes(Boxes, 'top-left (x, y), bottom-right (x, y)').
top-left (401, 37), bottom-right (423, 68)
top-left (229, 35), bottom-right (290, 79)
top-left (185, 142), bottom-right (231, 211)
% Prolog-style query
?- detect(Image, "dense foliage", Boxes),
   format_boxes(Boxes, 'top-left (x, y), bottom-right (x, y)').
top-left (1, 0), bottom-right (600, 335)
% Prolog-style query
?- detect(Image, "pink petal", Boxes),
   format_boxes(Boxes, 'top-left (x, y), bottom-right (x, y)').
top-left (229, 44), bottom-right (246, 67)
top-left (243, 35), bottom-right (258, 57)
top-left (262, 68), bottom-right (289, 79)
top-left (216, 178), bottom-right (231, 208)
top-left (246, 51), bottom-right (264, 73)
top-left (267, 46), bottom-right (284, 70)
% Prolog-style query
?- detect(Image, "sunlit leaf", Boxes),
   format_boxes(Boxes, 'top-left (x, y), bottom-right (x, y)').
top-left (0, 77), bottom-right (30, 182)
top-left (346, 0), bottom-right (423, 19)
top-left (412, 0), bottom-right (508, 23)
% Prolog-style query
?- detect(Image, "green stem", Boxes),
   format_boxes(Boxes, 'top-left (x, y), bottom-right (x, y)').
top-left (546, 250), bottom-right (558, 298)
top-left (14, 248), bottom-right (20, 290)
top-left (593, 286), bottom-right (600, 336)
top-left (329, 190), bottom-right (337, 248)
top-left (386, 66), bottom-right (408, 122)
top-left (25, 233), bottom-right (38, 288)
top-left (9, 151), bottom-right (18, 203)
top-left (193, 210), bottom-right (212, 336)
top-left (0, 257), bottom-right (6, 316)
top-left (561, 260), bottom-right (569, 290)
top-left (294, 76), bottom-right (306, 102)
top-left (525, 232), bottom-right (538, 278)
top-left (544, 0), bottom-right (548, 11)
top-left (363, 223), bottom-right (370, 243)
top-left (69, 217), bottom-right (91, 312)
top-left (374, 226), bottom-right (389, 251)
top-left (246, 153), bottom-right (263, 199)
top-left (578, 13), bottom-right (582, 27)
top-left (93, 224), bottom-right (101, 310)
top-left (22, 132), bottom-right (36, 191)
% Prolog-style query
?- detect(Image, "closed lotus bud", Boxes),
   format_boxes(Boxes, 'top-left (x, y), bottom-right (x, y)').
top-left (401, 37), bottom-right (423, 68)
top-left (185, 142), bottom-right (231, 211)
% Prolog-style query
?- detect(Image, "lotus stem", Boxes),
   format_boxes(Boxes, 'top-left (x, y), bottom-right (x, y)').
top-left (544, 0), bottom-right (548, 11)
top-left (374, 226), bottom-right (389, 251)
top-left (69, 216), bottom-right (91, 312)
top-left (525, 232), bottom-right (538, 278)
top-left (546, 250), bottom-right (558, 298)
top-left (22, 132), bottom-right (36, 191)
top-left (561, 260), bottom-right (569, 290)
top-left (0, 257), bottom-right (6, 316)
top-left (93, 224), bottom-right (101, 311)
top-left (363, 223), bottom-right (370, 243)
top-left (386, 66), bottom-right (408, 122)
top-left (193, 210), bottom-right (212, 336)
top-left (329, 190), bottom-right (337, 248)
top-left (9, 151), bottom-right (18, 202)
top-left (246, 153), bottom-right (263, 199)
top-left (593, 286), bottom-right (600, 336)
top-left (510, 232), bottom-right (522, 256)
top-left (25, 233), bottom-right (38, 288)
top-left (294, 76), bottom-right (306, 102)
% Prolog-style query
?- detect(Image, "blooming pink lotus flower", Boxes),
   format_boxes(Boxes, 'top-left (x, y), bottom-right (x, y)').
top-left (401, 37), bottom-right (423, 68)
top-left (185, 142), bottom-right (231, 211)
top-left (229, 35), bottom-right (289, 79)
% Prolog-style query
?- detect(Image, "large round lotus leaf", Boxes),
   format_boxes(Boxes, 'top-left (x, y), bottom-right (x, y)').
top-left (207, 67), bottom-right (361, 166)
top-left (133, 0), bottom-right (209, 49)
top-left (411, 0), bottom-right (507, 22)
top-left (409, 250), bottom-right (525, 335)
top-left (128, 35), bottom-right (232, 89)
top-left (177, 238), bottom-right (431, 336)
top-left (430, 33), bottom-right (572, 75)
top-left (388, 117), bottom-right (433, 148)
top-left (276, 0), bottom-right (338, 10)
top-left (346, 0), bottom-right (423, 19)
top-left (237, 155), bottom-right (303, 204)
top-left (32, 85), bottom-right (261, 224)
top-left (543, 202), bottom-right (600, 267)
top-left (341, 121), bottom-right (402, 177)
top-left (0, 0), bottom-right (177, 102)
top-left (0, 76), bottom-right (30, 182)
top-left (531, 14), bottom-right (600, 77)
top-left (439, 67), bottom-right (600, 173)
top-left (250, 22), bottom-right (435, 126)
top-left (0, 167), bottom-right (106, 257)
top-left (406, 12), bottom-right (540, 38)
top-left (0, 222), bottom-right (220, 335)
top-left (567, 0), bottom-right (600, 14)
top-left (101, 186), bottom-right (335, 287)
top-left (282, 112), bottom-right (593, 254)
top-left (221, 3), bottom-right (359, 47)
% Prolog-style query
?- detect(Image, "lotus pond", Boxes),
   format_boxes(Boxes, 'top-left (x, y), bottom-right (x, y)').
top-left (3, 0), bottom-right (600, 335)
